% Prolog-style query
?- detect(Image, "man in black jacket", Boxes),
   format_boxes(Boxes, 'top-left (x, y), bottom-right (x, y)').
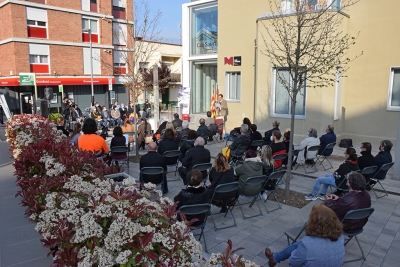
top-left (178, 137), bottom-right (211, 185)
top-left (197, 118), bottom-right (211, 144)
top-left (172, 113), bottom-right (183, 129)
top-left (140, 142), bottom-right (168, 194)
top-left (229, 124), bottom-right (251, 156)
top-left (374, 140), bottom-right (393, 179)
top-left (358, 142), bottom-right (376, 185)
top-left (249, 124), bottom-right (263, 151)
top-left (263, 120), bottom-right (280, 146)
top-left (318, 124), bottom-right (336, 155)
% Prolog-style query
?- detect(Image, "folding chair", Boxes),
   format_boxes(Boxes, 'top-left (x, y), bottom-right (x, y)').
top-left (249, 140), bottom-right (264, 155)
top-left (178, 135), bottom-right (188, 148)
top-left (262, 170), bottom-right (286, 213)
top-left (369, 162), bottom-right (394, 198)
top-left (272, 153), bottom-right (287, 171)
top-left (163, 150), bottom-right (181, 176)
top-left (209, 182), bottom-right (239, 231)
top-left (234, 175), bottom-right (268, 220)
top-left (285, 222), bottom-right (307, 245)
top-left (295, 145), bottom-right (321, 173)
top-left (110, 146), bottom-right (129, 173)
top-left (192, 163), bottom-right (212, 185)
top-left (316, 142), bottom-right (336, 170)
top-left (124, 131), bottom-right (136, 153)
top-left (228, 143), bottom-right (249, 167)
top-left (329, 172), bottom-right (352, 195)
top-left (140, 167), bottom-right (165, 196)
top-left (360, 165), bottom-right (377, 186)
top-left (342, 208), bottom-right (375, 262)
top-left (179, 203), bottom-right (211, 252)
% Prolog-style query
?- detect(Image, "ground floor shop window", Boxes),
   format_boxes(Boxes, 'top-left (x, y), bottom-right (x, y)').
top-left (191, 62), bottom-right (217, 114)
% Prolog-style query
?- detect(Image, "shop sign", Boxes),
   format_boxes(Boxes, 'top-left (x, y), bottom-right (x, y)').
top-left (224, 56), bottom-right (241, 66)
top-left (19, 73), bottom-right (35, 86)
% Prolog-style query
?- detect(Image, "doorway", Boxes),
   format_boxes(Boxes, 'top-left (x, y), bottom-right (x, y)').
top-left (20, 93), bottom-right (33, 114)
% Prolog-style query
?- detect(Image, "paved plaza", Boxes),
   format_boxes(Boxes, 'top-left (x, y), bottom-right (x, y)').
top-left (0, 123), bottom-right (400, 266)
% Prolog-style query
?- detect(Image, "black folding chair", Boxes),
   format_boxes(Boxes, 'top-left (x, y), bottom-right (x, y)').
top-left (316, 142), bottom-right (336, 170)
top-left (342, 208), bottom-right (375, 262)
top-left (234, 175), bottom-right (268, 220)
top-left (110, 146), bottom-right (129, 173)
top-left (228, 143), bottom-right (249, 167)
top-left (285, 222), bottom-right (307, 245)
top-left (272, 153), bottom-right (287, 171)
top-left (295, 145), bottom-right (321, 173)
top-left (209, 182), bottom-right (239, 231)
top-left (249, 140), bottom-right (264, 155)
top-left (179, 203), bottom-right (211, 252)
top-left (369, 162), bottom-right (394, 198)
top-left (192, 163), bottom-right (212, 186)
top-left (360, 165), bottom-right (377, 186)
top-left (163, 150), bottom-right (181, 178)
top-left (262, 170), bottom-right (286, 213)
top-left (140, 167), bottom-right (165, 196)
top-left (178, 135), bottom-right (188, 148)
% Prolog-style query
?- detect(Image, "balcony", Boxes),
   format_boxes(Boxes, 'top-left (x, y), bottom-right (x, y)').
top-left (169, 73), bottom-right (181, 83)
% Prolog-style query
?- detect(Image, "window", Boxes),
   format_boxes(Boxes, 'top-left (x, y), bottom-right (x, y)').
top-left (113, 23), bottom-right (127, 46)
top-left (82, 18), bottom-right (98, 43)
top-left (225, 72), bottom-right (241, 101)
top-left (112, 0), bottom-right (126, 19)
top-left (280, 0), bottom-right (340, 13)
top-left (139, 62), bottom-right (149, 72)
top-left (190, 2), bottom-right (218, 55)
top-left (83, 48), bottom-right (101, 75)
top-left (113, 51), bottom-right (127, 75)
top-left (26, 7), bottom-right (47, 38)
top-left (271, 68), bottom-right (306, 118)
top-left (29, 44), bottom-right (49, 73)
top-left (387, 68), bottom-right (400, 111)
top-left (81, 0), bottom-right (97, 12)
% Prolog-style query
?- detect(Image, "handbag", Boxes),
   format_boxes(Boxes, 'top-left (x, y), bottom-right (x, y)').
top-left (339, 138), bottom-right (353, 148)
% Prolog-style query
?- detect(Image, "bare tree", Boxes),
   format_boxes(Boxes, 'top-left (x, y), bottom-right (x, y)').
top-left (111, 0), bottom-right (163, 157)
top-left (259, 0), bottom-right (362, 198)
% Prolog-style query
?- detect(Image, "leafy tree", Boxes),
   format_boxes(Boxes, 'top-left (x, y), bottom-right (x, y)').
top-left (259, 0), bottom-right (362, 198)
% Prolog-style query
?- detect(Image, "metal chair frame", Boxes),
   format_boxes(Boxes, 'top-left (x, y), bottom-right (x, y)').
top-left (315, 142), bottom-right (336, 170)
top-left (209, 182), bottom-right (239, 231)
top-left (140, 167), bottom-right (165, 196)
top-left (234, 175), bottom-right (268, 220)
top-left (228, 143), bottom-right (249, 167)
top-left (110, 146), bottom-right (129, 173)
top-left (124, 131), bottom-right (136, 153)
top-left (179, 204), bottom-right (211, 252)
top-left (192, 163), bottom-right (212, 186)
top-left (250, 140), bottom-right (264, 155)
top-left (272, 153), bottom-right (287, 171)
top-left (262, 170), bottom-right (286, 213)
top-left (369, 162), bottom-right (394, 198)
top-left (342, 208), bottom-right (375, 262)
top-left (295, 145), bottom-right (321, 173)
top-left (178, 135), bottom-right (188, 148)
top-left (163, 150), bottom-right (181, 181)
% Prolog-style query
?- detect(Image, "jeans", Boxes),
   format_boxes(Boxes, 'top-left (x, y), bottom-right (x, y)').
top-left (101, 119), bottom-right (110, 128)
top-left (311, 174), bottom-right (336, 196)
top-left (273, 242), bottom-right (299, 263)
top-left (113, 118), bottom-right (121, 127)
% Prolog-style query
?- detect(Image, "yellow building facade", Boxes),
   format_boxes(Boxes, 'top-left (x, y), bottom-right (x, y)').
top-left (182, 0), bottom-right (400, 146)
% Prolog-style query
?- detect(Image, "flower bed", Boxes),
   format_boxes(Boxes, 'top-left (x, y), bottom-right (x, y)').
top-left (6, 114), bottom-right (260, 267)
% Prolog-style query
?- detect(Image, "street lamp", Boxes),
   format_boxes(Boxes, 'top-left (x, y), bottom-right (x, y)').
top-left (82, 28), bottom-right (95, 106)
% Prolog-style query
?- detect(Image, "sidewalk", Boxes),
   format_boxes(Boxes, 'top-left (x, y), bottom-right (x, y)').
top-left (1, 131), bottom-right (400, 266)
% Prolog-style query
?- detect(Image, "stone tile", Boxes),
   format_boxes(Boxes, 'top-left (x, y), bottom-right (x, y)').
top-left (7, 256), bottom-right (52, 267)
top-left (381, 257), bottom-right (400, 267)
top-left (364, 249), bottom-right (386, 266)
top-left (236, 235), bottom-right (271, 259)
top-left (385, 239), bottom-right (400, 261)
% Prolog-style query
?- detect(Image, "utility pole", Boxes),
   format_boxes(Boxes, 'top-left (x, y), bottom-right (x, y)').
top-left (153, 64), bottom-right (159, 128)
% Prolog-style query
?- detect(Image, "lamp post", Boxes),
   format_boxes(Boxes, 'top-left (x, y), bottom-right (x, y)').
top-left (83, 28), bottom-right (95, 106)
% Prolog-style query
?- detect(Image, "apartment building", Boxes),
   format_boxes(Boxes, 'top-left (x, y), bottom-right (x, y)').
top-left (0, 0), bottom-right (133, 114)
top-left (182, 0), bottom-right (400, 145)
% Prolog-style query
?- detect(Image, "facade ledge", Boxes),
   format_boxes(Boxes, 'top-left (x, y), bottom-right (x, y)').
top-left (1, 0), bottom-right (114, 20)
top-left (0, 38), bottom-right (114, 49)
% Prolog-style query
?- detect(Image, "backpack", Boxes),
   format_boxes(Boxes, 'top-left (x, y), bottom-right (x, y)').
top-left (339, 138), bottom-right (353, 148)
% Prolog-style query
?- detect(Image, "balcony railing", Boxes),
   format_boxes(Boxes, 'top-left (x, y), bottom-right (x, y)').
top-left (170, 73), bottom-right (181, 83)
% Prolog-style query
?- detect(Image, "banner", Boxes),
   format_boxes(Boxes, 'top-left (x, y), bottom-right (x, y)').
top-left (178, 87), bottom-right (190, 120)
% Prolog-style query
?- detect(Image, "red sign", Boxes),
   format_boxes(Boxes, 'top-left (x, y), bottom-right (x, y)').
top-left (224, 57), bottom-right (233, 65)
top-left (0, 77), bottom-right (115, 86)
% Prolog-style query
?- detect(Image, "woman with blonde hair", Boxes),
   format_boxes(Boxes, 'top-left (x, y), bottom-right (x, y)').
top-left (265, 204), bottom-right (344, 267)
top-left (207, 153), bottom-right (236, 213)
top-left (260, 145), bottom-right (274, 176)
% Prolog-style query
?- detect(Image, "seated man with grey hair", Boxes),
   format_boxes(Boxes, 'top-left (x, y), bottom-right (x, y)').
top-left (293, 128), bottom-right (320, 165)
top-left (176, 120), bottom-right (190, 143)
top-left (318, 124), bottom-right (336, 156)
top-left (229, 124), bottom-right (252, 156)
top-left (178, 137), bottom-right (211, 185)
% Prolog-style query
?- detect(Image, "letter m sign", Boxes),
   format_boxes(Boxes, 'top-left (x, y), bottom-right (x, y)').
top-left (224, 57), bottom-right (233, 65)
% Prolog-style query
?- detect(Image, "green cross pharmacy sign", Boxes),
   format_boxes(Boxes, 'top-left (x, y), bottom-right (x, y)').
top-left (19, 73), bottom-right (36, 86)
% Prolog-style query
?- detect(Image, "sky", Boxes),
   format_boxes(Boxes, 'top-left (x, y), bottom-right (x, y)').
top-left (146, 0), bottom-right (188, 44)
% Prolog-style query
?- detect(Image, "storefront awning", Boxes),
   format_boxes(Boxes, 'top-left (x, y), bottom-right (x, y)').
top-left (0, 76), bottom-right (115, 86)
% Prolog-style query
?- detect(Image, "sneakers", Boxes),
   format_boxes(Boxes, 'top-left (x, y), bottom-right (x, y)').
top-left (260, 192), bottom-right (268, 201)
top-left (317, 194), bottom-right (325, 200)
top-left (304, 194), bottom-right (317, 201)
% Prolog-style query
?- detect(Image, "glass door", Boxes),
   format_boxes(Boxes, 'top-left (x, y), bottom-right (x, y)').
top-left (21, 93), bottom-right (33, 114)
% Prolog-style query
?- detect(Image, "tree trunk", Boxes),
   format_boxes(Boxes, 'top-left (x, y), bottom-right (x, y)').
top-left (285, 90), bottom-right (298, 200)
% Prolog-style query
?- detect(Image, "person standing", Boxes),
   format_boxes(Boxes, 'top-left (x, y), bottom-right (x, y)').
top-left (217, 94), bottom-right (228, 122)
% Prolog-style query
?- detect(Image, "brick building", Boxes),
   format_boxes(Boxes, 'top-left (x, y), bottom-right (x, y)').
top-left (0, 0), bottom-right (133, 115)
